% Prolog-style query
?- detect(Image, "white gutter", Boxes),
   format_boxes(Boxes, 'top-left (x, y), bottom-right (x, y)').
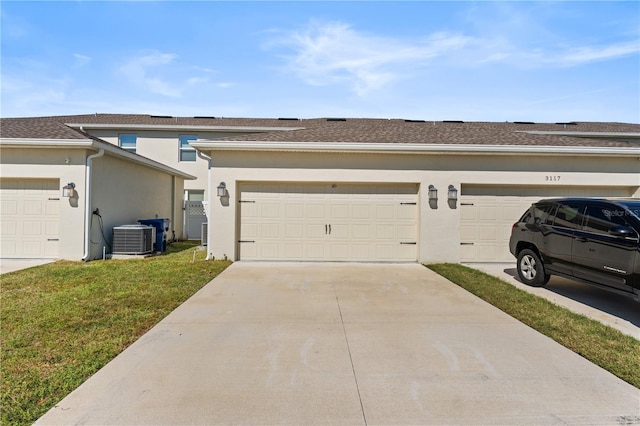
top-left (82, 149), bottom-right (104, 261)
top-left (192, 141), bottom-right (640, 157)
top-left (196, 150), bottom-right (215, 260)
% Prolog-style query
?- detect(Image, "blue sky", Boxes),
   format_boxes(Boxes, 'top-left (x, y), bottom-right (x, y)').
top-left (1, 1), bottom-right (639, 122)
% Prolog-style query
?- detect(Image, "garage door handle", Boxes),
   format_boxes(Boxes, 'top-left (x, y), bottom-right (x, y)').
top-left (460, 242), bottom-right (474, 245)
top-left (400, 242), bottom-right (416, 245)
top-left (238, 240), bottom-right (255, 243)
top-left (47, 239), bottom-right (59, 241)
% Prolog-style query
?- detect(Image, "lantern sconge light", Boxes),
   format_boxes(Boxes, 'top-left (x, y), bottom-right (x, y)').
top-left (448, 185), bottom-right (458, 201)
top-left (428, 185), bottom-right (438, 201)
top-left (62, 182), bottom-right (75, 197)
top-left (217, 182), bottom-right (227, 197)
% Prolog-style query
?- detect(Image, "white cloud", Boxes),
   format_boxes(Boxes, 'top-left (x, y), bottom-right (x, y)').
top-left (118, 51), bottom-right (181, 97)
top-left (550, 41), bottom-right (640, 67)
top-left (73, 53), bottom-right (92, 67)
top-left (268, 20), bottom-right (639, 93)
top-left (271, 22), bottom-right (472, 96)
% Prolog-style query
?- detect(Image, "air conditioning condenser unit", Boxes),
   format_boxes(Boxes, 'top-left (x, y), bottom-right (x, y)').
top-left (113, 225), bottom-right (155, 255)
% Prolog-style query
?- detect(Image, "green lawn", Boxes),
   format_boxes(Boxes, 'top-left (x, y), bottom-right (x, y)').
top-left (1, 241), bottom-right (230, 425)
top-left (428, 263), bottom-right (640, 389)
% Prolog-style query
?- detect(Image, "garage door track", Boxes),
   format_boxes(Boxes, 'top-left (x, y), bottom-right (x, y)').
top-left (37, 263), bottom-right (639, 425)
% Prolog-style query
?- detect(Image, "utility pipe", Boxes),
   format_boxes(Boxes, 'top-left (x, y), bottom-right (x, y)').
top-left (82, 148), bottom-right (104, 261)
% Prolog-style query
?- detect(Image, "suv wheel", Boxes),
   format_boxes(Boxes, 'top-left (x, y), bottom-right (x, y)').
top-left (517, 249), bottom-right (550, 287)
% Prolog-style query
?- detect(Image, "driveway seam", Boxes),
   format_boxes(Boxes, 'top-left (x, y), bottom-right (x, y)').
top-left (334, 284), bottom-right (368, 426)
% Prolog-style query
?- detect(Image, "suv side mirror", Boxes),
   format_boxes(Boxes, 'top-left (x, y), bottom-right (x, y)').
top-left (609, 225), bottom-right (638, 240)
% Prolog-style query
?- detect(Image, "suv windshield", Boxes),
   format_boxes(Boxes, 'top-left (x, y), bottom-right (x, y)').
top-left (615, 201), bottom-right (640, 220)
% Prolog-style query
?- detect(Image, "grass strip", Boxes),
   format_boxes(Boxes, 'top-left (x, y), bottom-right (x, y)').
top-left (1, 241), bottom-right (231, 425)
top-left (427, 263), bottom-right (640, 389)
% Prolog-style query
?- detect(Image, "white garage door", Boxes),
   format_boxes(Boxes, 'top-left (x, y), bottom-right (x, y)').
top-left (239, 183), bottom-right (418, 261)
top-left (0, 179), bottom-right (60, 258)
top-left (459, 185), bottom-right (636, 262)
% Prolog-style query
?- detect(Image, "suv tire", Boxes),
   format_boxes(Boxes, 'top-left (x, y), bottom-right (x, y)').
top-left (517, 249), bottom-right (550, 287)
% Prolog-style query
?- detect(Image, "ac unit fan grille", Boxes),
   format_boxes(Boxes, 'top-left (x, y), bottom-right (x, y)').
top-left (113, 226), bottom-right (154, 254)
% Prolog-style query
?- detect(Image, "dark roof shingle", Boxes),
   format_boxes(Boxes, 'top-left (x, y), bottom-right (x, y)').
top-left (1, 114), bottom-right (639, 148)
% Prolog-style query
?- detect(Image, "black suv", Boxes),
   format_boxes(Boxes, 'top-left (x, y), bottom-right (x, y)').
top-left (509, 198), bottom-right (640, 301)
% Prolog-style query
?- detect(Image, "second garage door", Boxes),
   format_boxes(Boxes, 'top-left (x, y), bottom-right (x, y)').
top-left (239, 182), bottom-right (418, 261)
top-left (459, 185), bottom-right (636, 262)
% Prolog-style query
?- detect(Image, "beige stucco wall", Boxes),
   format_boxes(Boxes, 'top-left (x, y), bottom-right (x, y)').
top-left (204, 150), bottom-right (640, 263)
top-left (89, 154), bottom-right (185, 260)
top-left (90, 130), bottom-right (243, 195)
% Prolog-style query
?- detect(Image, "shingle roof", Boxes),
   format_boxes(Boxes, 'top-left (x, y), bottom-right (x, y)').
top-left (1, 114), bottom-right (639, 148)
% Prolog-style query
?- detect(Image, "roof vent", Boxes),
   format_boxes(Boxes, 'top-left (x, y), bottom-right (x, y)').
top-left (150, 115), bottom-right (173, 119)
top-left (513, 121), bottom-right (535, 124)
top-left (404, 119), bottom-right (426, 123)
top-left (194, 116), bottom-right (217, 119)
top-left (326, 118), bottom-right (347, 122)
top-left (442, 120), bottom-right (464, 123)
top-left (278, 117), bottom-right (300, 121)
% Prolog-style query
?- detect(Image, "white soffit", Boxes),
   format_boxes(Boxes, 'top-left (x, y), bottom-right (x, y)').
top-left (192, 141), bottom-right (640, 157)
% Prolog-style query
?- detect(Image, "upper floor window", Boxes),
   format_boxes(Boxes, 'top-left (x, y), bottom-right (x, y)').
top-left (119, 134), bottom-right (137, 153)
top-left (179, 135), bottom-right (197, 162)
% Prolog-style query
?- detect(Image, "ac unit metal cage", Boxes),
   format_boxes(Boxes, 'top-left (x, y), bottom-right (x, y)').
top-left (201, 223), bottom-right (208, 246)
top-left (113, 225), bottom-right (155, 255)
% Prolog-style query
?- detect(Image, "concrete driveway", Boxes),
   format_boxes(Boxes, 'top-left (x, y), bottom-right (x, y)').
top-left (36, 263), bottom-right (639, 425)
top-left (0, 258), bottom-right (55, 274)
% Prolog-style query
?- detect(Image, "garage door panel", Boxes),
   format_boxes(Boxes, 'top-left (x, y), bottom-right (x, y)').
top-left (239, 183), bottom-right (418, 261)
top-left (286, 203), bottom-right (304, 218)
top-left (460, 185), bottom-right (636, 262)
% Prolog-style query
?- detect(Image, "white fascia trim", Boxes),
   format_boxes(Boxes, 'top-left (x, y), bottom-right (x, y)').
top-left (518, 131), bottom-right (640, 138)
top-left (0, 138), bottom-right (196, 180)
top-left (0, 138), bottom-right (95, 148)
top-left (65, 123), bottom-right (304, 133)
top-left (192, 141), bottom-right (640, 157)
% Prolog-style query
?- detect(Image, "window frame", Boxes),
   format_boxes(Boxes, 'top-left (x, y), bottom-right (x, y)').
top-left (118, 133), bottom-right (137, 153)
top-left (179, 135), bottom-right (198, 162)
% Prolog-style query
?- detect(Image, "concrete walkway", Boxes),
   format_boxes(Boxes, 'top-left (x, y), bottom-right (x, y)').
top-left (468, 263), bottom-right (640, 340)
top-left (36, 263), bottom-right (639, 425)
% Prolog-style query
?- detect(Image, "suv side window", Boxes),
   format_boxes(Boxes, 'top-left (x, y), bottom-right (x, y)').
top-left (551, 203), bottom-right (584, 229)
top-left (533, 203), bottom-right (556, 225)
top-left (583, 204), bottom-right (629, 234)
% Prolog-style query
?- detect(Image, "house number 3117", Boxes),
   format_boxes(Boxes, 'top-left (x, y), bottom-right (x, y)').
top-left (545, 175), bottom-right (561, 181)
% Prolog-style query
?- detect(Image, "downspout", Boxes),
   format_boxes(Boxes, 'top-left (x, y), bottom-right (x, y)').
top-left (82, 149), bottom-right (105, 261)
top-left (196, 150), bottom-right (214, 260)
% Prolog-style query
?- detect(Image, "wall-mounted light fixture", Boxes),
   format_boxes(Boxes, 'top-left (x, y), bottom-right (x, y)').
top-left (217, 182), bottom-right (227, 197)
top-left (447, 185), bottom-right (458, 201)
top-left (62, 182), bottom-right (76, 197)
top-left (428, 185), bottom-right (438, 201)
